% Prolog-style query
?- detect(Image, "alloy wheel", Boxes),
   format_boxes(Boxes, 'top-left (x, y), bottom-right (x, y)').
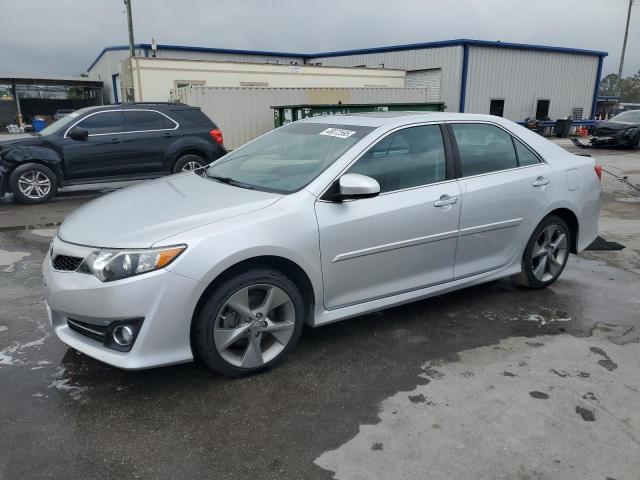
top-left (181, 161), bottom-right (202, 172)
top-left (531, 224), bottom-right (568, 282)
top-left (17, 171), bottom-right (51, 199)
top-left (213, 284), bottom-right (296, 368)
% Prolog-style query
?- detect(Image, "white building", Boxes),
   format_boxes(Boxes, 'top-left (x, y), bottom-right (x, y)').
top-left (87, 39), bottom-right (607, 121)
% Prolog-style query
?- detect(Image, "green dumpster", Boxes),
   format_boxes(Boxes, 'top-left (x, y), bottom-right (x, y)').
top-left (272, 102), bottom-right (446, 128)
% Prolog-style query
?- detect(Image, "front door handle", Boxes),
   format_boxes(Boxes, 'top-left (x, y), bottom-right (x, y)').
top-left (434, 195), bottom-right (458, 207)
top-left (111, 138), bottom-right (121, 144)
top-left (532, 176), bottom-right (550, 187)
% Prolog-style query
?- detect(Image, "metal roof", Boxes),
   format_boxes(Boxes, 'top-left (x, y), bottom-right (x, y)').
top-left (0, 75), bottom-right (103, 87)
top-left (87, 39), bottom-right (609, 72)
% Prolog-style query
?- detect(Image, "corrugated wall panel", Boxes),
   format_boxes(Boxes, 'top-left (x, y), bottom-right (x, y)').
top-left (465, 46), bottom-right (599, 120)
top-left (310, 46), bottom-right (462, 111)
top-left (173, 86), bottom-right (430, 149)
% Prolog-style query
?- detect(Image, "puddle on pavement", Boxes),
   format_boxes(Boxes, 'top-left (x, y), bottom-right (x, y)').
top-left (0, 249), bottom-right (31, 273)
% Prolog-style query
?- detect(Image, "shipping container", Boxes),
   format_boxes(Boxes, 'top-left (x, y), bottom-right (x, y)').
top-left (126, 57), bottom-right (406, 102)
top-left (171, 86), bottom-right (433, 149)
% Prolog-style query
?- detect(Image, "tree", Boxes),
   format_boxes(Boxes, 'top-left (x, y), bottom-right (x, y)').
top-left (620, 70), bottom-right (640, 103)
top-left (599, 73), bottom-right (620, 96)
top-left (599, 71), bottom-right (640, 103)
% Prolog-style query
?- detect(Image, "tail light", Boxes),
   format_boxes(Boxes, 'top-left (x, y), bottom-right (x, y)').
top-left (209, 128), bottom-right (224, 146)
top-left (594, 163), bottom-right (603, 181)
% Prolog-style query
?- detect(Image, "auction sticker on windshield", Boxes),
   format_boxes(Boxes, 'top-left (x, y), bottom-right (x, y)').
top-left (319, 128), bottom-right (356, 139)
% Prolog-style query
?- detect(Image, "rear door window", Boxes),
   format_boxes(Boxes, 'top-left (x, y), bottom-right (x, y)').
top-left (124, 110), bottom-right (174, 132)
top-left (450, 123), bottom-right (518, 177)
top-left (76, 111), bottom-right (124, 135)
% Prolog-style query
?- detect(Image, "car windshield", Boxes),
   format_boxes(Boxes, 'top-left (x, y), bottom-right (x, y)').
top-left (206, 122), bottom-right (374, 193)
top-left (38, 107), bottom-right (97, 136)
top-left (611, 110), bottom-right (640, 124)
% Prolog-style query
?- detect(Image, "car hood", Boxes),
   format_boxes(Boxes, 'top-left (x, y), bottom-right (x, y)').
top-left (594, 120), bottom-right (639, 133)
top-left (0, 136), bottom-right (47, 148)
top-left (58, 173), bottom-right (283, 248)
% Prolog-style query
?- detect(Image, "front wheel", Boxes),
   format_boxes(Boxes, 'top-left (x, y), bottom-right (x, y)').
top-left (193, 267), bottom-right (306, 376)
top-left (519, 215), bottom-right (570, 289)
top-left (9, 163), bottom-right (58, 204)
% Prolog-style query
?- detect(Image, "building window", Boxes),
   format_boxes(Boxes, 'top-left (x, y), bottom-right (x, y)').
top-left (489, 99), bottom-right (505, 117)
top-left (536, 99), bottom-right (550, 120)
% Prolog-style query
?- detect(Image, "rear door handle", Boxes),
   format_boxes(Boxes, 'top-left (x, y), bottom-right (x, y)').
top-left (532, 176), bottom-right (550, 187)
top-left (434, 195), bottom-right (458, 207)
top-left (111, 138), bottom-right (121, 144)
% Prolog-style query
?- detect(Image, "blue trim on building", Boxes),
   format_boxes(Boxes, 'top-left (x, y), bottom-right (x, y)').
top-left (597, 95), bottom-right (620, 101)
top-left (111, 73), bottom-right (119, 104)
top-left (87, 39), bottom-right (608, 72)
top-left (591, 56), bottom-right (604, 118)
top-left (309, 39), bottom-right (608, 59)
top-left (459, 45), bottom-right (469, 112)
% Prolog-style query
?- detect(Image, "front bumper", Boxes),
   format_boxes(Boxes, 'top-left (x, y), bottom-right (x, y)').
top-left (42, 237), bottom-right (207, 369)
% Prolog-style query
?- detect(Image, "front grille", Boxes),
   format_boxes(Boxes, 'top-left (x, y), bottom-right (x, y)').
top-left (53, 254), bottom-right (83, 271)
top-left (67, 318), bottom-right (108, 343)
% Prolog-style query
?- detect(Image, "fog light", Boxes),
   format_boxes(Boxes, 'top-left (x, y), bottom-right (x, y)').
top-left (112, 325), bottom-right (134, 346)
top-left (104, 317), bottom-right (144, 352)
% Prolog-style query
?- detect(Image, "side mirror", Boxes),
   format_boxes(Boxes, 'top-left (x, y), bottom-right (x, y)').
top-left (68, 127), bottom-right (88, 141)
top-left (329, 173), bottom-right (380, 201)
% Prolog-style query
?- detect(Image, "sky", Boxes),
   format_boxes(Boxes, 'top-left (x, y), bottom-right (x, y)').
top-left (0, 0), bottom-right (638, 78)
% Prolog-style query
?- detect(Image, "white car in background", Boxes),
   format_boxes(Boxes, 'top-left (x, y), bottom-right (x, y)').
top-left (42, 112), bottom-right (602, 376)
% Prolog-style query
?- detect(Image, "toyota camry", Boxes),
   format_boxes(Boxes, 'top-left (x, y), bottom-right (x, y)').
top-left (42, 112), bottom-right (601, 376)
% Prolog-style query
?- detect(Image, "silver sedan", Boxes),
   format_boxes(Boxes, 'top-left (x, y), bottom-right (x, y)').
top-left (42, 112), bottom-right (602, 376)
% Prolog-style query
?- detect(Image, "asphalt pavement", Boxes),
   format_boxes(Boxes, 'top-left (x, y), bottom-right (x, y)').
top-left (1, 139), bottom-right (639, 479)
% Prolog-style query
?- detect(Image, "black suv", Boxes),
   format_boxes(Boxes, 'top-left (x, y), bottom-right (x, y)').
top-left (0, 102), bottom-right (226, 203)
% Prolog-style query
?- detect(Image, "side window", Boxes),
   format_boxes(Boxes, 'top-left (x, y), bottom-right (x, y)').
top-left (451, 123), bottom-right (518, 177)
top-left (348, 125), bottom-right (446, 193)
top-left (76, 111), bottom-right (124, 135)
top-left (125, 110), bottom-right (173, 132)
top-left (513, 138), bottom-right (540, 166)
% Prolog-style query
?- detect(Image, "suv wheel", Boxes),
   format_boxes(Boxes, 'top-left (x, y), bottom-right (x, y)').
top-left (193, 267), bottom-right (306, 376)
top-left (519, 215), bottom-right (570, 289)
top-left (9, 163), bottom-right (58, 204)
top-left (173, 154), bottom-right (207, 173)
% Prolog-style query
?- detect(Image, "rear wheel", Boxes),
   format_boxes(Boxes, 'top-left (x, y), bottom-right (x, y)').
top-left (173, 154), bottom-right (207, 173)
top-left (9, 163), bottom-right (58, 204)
top-left (519, 215), bottom-right (570, 289)
top-left (193, 267), bottom-right (306, 376)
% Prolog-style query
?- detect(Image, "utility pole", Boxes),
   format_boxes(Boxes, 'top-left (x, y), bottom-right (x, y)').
top-left (125, 0), bottom-right (135, 57)
top-left (618, 0), bottom-right (634, 82)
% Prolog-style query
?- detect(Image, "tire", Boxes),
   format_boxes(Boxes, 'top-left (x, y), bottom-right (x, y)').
top-left (193, 267), bottom-right (306, 376)
top-left (518, 215), bottom-right (570, 289)
top-left (9, 163), bottom-right (58, 204)
top-left (173, 154), bottom-right (207, 174)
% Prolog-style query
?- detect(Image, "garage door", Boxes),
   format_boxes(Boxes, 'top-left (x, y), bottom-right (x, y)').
top-left (406, 69), bottom-right (442, 102)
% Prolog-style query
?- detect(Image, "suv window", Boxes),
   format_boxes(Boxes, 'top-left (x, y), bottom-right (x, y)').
top-left (451, 123), bottom-right (518, 177)
top-left (76, 111), bottom-right (124, 135)
top-left (348, 125), bottom-right (446, 193)
top-left (125, 110), bottom-right (174, 132)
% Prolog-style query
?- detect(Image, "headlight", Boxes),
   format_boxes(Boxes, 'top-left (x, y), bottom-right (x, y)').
top-left (78, 245), bottom-right (186, 282)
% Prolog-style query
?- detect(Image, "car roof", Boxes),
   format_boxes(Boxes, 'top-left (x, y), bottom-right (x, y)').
top-left (297, 111), bottom-right (511, 128)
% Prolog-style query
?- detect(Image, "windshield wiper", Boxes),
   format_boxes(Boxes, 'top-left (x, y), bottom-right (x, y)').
top-left (205, 172), bottom-right (257, 190)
